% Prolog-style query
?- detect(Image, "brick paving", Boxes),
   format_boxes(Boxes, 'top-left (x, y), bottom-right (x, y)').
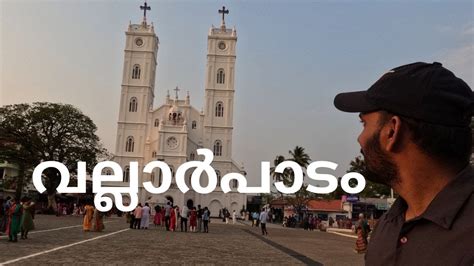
top-left (0, 215), bottom-right (364, 265)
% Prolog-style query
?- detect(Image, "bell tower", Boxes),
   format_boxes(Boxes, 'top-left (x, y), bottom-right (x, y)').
top-left (115, 2), bottom-right (159, 188)
top-left (203, 6), bottom-right (237, 160)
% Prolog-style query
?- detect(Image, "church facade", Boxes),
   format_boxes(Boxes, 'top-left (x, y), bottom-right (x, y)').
top-left (111, 6), bottom-right (247, 216)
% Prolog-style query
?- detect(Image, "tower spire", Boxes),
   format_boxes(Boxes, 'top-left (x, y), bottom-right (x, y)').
top-left (218, 6), bottom-right (229, 30)
top-left (140, 1), bottom-right (151, 25)
top-left (174, 86), bottom-right (180, 100)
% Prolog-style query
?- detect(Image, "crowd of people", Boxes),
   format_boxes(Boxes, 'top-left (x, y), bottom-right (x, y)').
top-left (0, 196), bottom-right (36, 242)
top-left (127, 202), bottom-right (211, 233)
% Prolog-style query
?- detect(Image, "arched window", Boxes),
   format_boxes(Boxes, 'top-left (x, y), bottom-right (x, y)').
top-left (132, 64), bottom-right (141, 79)
top-left (232, 179), bottom-right (238, 189)
top-left (217, 68), bottom-right (225, 84)
top-left (124, 166), bottom-right (130, 182)
top-left (152, 151), bottom-right (157, 158)
top-left (170, 165), bottom-right (175, 177)
top-left (213, 140), bottom-right (222, 156)
top-left (192, 121), bottom-right (197, 129)
top-left (102, 168), bottom-right (112, 175)
top-left (125, 136), bottom-right (134, 152)
top-left (216, 170), bottom-right (221, 187)
top-left (129, 97), bottom-right (138, 112)
top-left (154, 119), bottom-right (159, 127)
top-left (190, 152), bottom-right (195, 160)
top-left (215, 102), bottom-right (224, 117)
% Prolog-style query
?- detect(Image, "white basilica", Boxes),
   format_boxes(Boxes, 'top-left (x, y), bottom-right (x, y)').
top-left (111, 4), bottom-right (247, 216)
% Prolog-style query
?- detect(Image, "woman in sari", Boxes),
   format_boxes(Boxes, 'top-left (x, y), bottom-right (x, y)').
top-left (355, 213), bottom-right (370, 254)
top-left (189, 207), bottom-right (197, 232)
top-left (153, 205), bottom-right (162, 227)
top-left (0, 198), bottom-right (6, 234)
top-left (6, 198), bottom-right (22, 242)
top-left (83, 203), bottom-right (95, 232)
top-left (21, 198), bottom-right (35, 239)
top-left (161, 207), bottom-right (166, 227)
top-left (175, 206), bottom-right (180, 225)
top-left (93, 208), bottom-right (105, 232)
top-left (169, 206), bottom-right (176, 232)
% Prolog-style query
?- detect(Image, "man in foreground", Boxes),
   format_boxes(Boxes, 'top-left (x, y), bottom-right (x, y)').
top-left (334, 62), bottom-right (473, 265)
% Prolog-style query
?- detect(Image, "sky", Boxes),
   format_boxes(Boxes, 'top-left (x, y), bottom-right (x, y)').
top-left (1, 0), bottom-right (473, 185)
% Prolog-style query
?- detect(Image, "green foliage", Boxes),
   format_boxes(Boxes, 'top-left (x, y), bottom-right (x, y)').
top-left (0, 102), bottom-right (108, 195)
top-left (348, 156), bottom-right (391, 198)
top-left (270, 146), bottom-right (315, 215)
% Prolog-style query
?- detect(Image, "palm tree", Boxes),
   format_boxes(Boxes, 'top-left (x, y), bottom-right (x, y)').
top-left (289, 146), bottom-right (311, 168)
top-left (270, 155), bottom-right (287, 181)
top-left (285, 146), bottom-right (312, 224)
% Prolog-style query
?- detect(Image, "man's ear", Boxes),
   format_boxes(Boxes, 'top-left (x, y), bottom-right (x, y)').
top-left (384, 115), bottom-right (402, 152)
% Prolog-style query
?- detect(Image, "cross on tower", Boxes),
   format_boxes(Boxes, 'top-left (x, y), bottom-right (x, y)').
top-left (140, 1), bottom-right (151, 22)
top-left (174, 86), bottom-right (180, 99)
top-left (218, 6), bottom-right (229, 27)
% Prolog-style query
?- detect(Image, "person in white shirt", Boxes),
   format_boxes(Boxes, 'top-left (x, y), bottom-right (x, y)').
top-left (180, 205), bottom-right (189, 232)
top-left (259, 208), bottom-right (268, 235)
top-left (140, 203), bottom-right (151, 229)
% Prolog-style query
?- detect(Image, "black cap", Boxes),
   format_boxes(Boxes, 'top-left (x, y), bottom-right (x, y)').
top-left (334, 62), bottom-right (473, 127)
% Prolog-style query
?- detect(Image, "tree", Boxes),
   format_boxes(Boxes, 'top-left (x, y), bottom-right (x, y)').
top-left (0, 102), bottom-right (108, 210)
top-left (270, 155), bottom-right (286, 182)
top-left (286, 146), bottom-right (313, 217)
top-left (270, 146), bottom-right (314, 222)
top-left (348, 156), bottom-right (391, 198)
top-left (288, 146), bottom-right (311, 168)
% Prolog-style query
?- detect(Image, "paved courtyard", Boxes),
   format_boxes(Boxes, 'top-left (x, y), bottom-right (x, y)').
top-left (0, 215), bottom-right (364, 265)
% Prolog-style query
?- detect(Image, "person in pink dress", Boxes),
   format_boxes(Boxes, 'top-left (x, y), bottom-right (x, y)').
top-left (189, 207), bottom-right (197, 232)
top-left (169, 206), bottom-right (176, 232)
top-left (153, 205), bottom-right (162, 227)
top-left (160, 207), bottom-right (166, 227)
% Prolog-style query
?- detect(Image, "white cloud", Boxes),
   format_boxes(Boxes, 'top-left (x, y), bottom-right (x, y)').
top-left (441, 44), bottom-right (474, 87)
top-left (462, 22), bottom-right (474, 36)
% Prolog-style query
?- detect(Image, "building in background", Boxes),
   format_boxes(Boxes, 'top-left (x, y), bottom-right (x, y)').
top-left (108, 4), bottom-right (246, 215)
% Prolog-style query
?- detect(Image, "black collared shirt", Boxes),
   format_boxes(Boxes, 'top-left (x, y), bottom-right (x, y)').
top-left (365, 165), bottom-right (474, 266)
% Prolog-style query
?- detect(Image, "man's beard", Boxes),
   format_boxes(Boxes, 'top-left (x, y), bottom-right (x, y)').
top-left (361, 129), bottom-right (400, 186)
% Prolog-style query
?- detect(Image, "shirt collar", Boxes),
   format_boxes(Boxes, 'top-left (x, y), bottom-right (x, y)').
top-left (385, 165), bottom-right (474, 229)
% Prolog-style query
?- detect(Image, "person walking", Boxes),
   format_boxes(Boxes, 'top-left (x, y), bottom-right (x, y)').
top-left (232, 210), bottom-right (236, 224)
top-left (93, 208), bottom-right (105, 232)
top-left (6, 198), bottom-right (22, 242)
top-left (252, 212), bottom-right (258, 227)
top-left (140, 203), bottom-right (151, 229)
top-left (202, 207), bottom-right (210, 233)
top-left (225, 209), bottom-right (230, 224)
top-left (180, 204), bottom-right (189, 232)
top-left (170, 206), bottom-right (177, 232)
top-left (354, 213), bottom-right (370, 254)
top-left (153, 205), bottom-right (162, 227)
top-left (83, 202), bottom-right (94, 232)
top-left (197, 205), bottom-right (203, 232)
top-left (133, 203), bottom-right (143, 229)
top-left (20, 198), bottom-right (35, 239)
top-left (128, 210), bottom-right (135, 229)
top-left (259, 208), bottom-right (268, 236)
top-left (164, 202), bottom-right (172, 231)
top-left (189, 207), bottom-right (197, 232)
